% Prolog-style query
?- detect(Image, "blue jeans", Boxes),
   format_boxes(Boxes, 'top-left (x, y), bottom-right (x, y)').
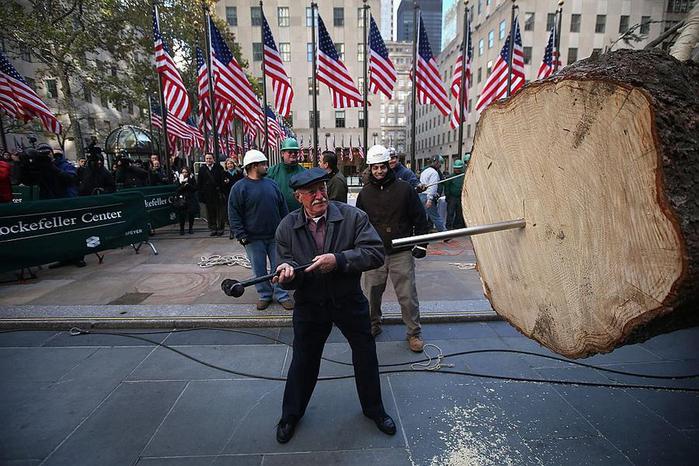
top-left (244, 239), bottom-right (290, 302)
top-left (419, 193), bottom-right (446, 232)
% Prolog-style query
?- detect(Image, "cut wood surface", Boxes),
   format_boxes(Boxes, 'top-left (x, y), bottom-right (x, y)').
top-left (463, 50), bottom-right (698, 358)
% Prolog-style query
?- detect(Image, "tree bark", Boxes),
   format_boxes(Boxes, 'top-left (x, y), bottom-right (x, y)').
top-left (57, 66), bottom-right (84, 159)
top-left (463, 49), bottom-right (699, 358)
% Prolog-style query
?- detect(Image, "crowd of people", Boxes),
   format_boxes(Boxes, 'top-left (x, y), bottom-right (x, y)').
top-left (2, 135), bottom-right (470, 444)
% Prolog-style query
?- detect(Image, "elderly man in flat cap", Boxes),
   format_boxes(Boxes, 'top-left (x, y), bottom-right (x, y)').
top-left (271, 167), bottom-right (396, 444)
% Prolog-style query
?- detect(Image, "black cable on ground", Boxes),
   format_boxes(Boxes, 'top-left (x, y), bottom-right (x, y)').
top-left (1, 327), bottom-right (697, 392)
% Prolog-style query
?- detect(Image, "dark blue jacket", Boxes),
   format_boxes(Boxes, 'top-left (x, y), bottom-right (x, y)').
top-left (54, 155), bottom-right (78, 197)
top-left (392, 162), bottom-right (419, 189)
top-left (228, 177), bottom-right (288, 241)
top-left (275, 201), bottom-right (385, 306)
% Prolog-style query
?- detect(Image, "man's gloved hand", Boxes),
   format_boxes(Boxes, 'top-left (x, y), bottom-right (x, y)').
top-left (412, 244), bottom-right (427, 259)
top-left (416, 183), bottom-right (427, 193)
top-left (238, 237), bottom-right (250, 246)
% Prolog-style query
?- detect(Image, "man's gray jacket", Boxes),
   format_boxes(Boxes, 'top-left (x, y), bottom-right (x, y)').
top-left (275, 201), bottom-right (385, 306)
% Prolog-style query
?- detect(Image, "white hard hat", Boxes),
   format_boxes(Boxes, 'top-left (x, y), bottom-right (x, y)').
top-left (366, 144), bottom-right (389, 165)
top-left (242, 149), bottom-right (267, 167)
top-left (387, 147), bottom-right (397, 157)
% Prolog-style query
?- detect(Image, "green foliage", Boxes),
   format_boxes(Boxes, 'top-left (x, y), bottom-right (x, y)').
top-left (0, 0), bottom-right (260, 132)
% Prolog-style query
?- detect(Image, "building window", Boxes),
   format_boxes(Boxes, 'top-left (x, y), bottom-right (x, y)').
top-left (570, 14), bottom-right (581, 33)
top-left (619, 15), bottom-right (629, 33)
top-left (285, 112), bottom-right (294, 127)
top-left (226, 7), bottom-right (237, 26)
top-left (20, 48), bottom-right (31, 62)
top-left (335, 111), bottom-right (345, 128)
top-left (524, 12), bottom-right (535, 31)
top-left (83, 84), bottom-right (91, 103)
top-left (467, 124), bottom-right (471, 138)
top-left (488, 30), bottom-right (494, 48)
top-left (279, 43), bottom-right (290, 62)
top-left (334, 8), bottom-right (344, 27)
top-left (468, 99), bottom-right (472, 112)
top-left (357, 43), bottom-right (364, 62)
top-left (667, 0), bottom-right (693, 13)
top-left (335, 43), bottom-right (344, 61)
top-left (478, 38), bottom-right (484, 56)
top-left (358, 7), bottom-right (365, 28)
top-left (306, 7), bottom-right (314, 27)
top-left (252, 43), bottom-right (263, 61)
top-left (486, 60), bottom-right (493, 76)
top-left (640, 16), bottom-right (651, 34)
top-left (545, 13), bottom-right (555, 31)
top-left (309, 110), bottom-right (319, 127)
top-left (308, 77), bottom-right (318, 95)
top-left (522, 46), bottom-right (532, 65)
top-left (359, 110), bottom-right (364, 128)
top-left (477, 67), bottom-right (482, 83)
top-left (595, 15), bottom-right (606, 33)
top-left (357, 77), bottom-right (365, 94)
top-left (478, 0), bottom-right (482, 15)
top-left (45, 79), bottom-right (58, 99)
top-left (100, 94), bottom-right (108, 107)
top-left (278, 7), bottom-right (289, 27)
top-left (568, 47), bottom-right (578, 63)
top-left (251, 7), bottom-right (262, 26)
top-left (499, 20), bottom-right (506, 39)
top-left (307, 43), bottom-right (313, 62)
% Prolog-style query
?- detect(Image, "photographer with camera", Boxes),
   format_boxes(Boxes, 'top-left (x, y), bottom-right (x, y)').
top-left (18, 143), bottom-right (76, 199)
top-left (114, 156), bottom-right (148, 188)
top-left (79, 152), bottom-right (115, 196)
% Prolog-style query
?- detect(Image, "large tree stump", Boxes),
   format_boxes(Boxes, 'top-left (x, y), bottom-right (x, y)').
top-left (463, 50), bottom-right (698, 358)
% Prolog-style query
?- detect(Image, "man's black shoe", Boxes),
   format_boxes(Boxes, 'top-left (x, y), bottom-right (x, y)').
top-left (229, 232), bottom-right (235, 240)
top-left (209, 231), bottom-right (217, 236)
top-left (370, 414), bottom-right (396, 436)
top-left (216, 230), bottom-right (224, 236)
top-left (276, 419), bottom-right (297, 444)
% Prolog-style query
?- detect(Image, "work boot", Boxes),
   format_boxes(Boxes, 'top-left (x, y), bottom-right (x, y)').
top-left (280, 299), bottom-right (294, 311)
top-left (256, 299), bottom-right (272, 310)
top-left (408, 335), bottom-right (424, 353)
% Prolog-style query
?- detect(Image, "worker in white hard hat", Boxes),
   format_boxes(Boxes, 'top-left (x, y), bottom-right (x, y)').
top-left (228, 150), bottom-right (294, 311)
top-left (357, 145), bottom-right (429, 352)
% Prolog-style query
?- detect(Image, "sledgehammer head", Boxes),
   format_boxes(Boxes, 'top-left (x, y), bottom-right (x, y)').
top-left (221, 279), bottom-right (245, 297)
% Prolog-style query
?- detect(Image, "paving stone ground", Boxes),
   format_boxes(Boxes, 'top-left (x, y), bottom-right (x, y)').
top-left (1, 322), bottom-right (697, 465)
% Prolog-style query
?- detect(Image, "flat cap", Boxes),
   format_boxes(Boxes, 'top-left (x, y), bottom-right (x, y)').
top-left (289, 167), bottom-right (330, 190)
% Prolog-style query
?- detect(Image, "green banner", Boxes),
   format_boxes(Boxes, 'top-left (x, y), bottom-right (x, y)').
top-left (118, 184), bottom-right (179, 229)
top-left (0, 192), bottom-right (149, 273)
top-left (11, 185), bottom-right (40, 204)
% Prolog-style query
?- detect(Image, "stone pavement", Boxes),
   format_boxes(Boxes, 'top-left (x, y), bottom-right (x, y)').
top-left (1, 322), bottom-right (698, 465)
top-left (0, 220), bottom-right (492, 328)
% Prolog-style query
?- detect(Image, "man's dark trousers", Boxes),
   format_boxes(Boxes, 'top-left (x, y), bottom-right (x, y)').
top-left (282, 294), bottom-right (385, 422)
top-left (206, 197), bottom-right (225, 232)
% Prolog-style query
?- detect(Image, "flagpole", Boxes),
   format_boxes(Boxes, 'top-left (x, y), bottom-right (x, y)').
top-left (362, 0), bottom-right (369, 167)
top-left (456, 1), bottom-right (469, 162)
top-left (506, 0), bottom-right (517, 97)
top-left (202, 3), bottom-right (221, 161)
top-left (147, 95), bottom-right (158, 159)
top-left (310, 2), bottom-right (320, 167)
top-left (0, 112), bottom-right (7, 152)
top-left (554, 0), bottom-right (564, 73)
top-left (154, 3), bottom-right (171, 174)
top-left (260, 1), bottom-right (270, 159)
top-left (409, 1), bottom-right (419, 171)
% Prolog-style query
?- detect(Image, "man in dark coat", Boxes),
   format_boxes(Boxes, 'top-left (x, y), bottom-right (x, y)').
top-left (197, 153), bottom-right (226, 236)
top-left (271, 168), bottom-right (396, 444)
top-left (357, 145), bottom-right (429, 352)
top-left (319, 150), bottom-right (347, 203)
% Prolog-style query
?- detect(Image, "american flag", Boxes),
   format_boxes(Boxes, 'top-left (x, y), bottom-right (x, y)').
top-left (316, 14), bottom-right (364, 108)
top-left (151, 102), bottom-right (202, 144)
top-left (348, 134), bottom-right (354, 161)
top-left (265, 106), bottom-right (282, 148)
top-left (368, 14), bottom-right (396, 99)
top-left (152, 6), bottom-right (191, 121)
top-left (0, 52), bottom-right (62, 134)
top-left (357, 135), bottom-right (364, 159)
top-left (195, 47), bottom-right (211, 133)
top-left (476, 16), bottom-right (525, 112)
top-left (262, 13), bottom-right (294, 117)
top-left (537, 27), bottom-right (557, 80)
top-left (450, 11), bottom-right (472, 129)
top-left (209, 18), bottom-right (262, 131)
top-left (415, 16), bottom-right (451, 117)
